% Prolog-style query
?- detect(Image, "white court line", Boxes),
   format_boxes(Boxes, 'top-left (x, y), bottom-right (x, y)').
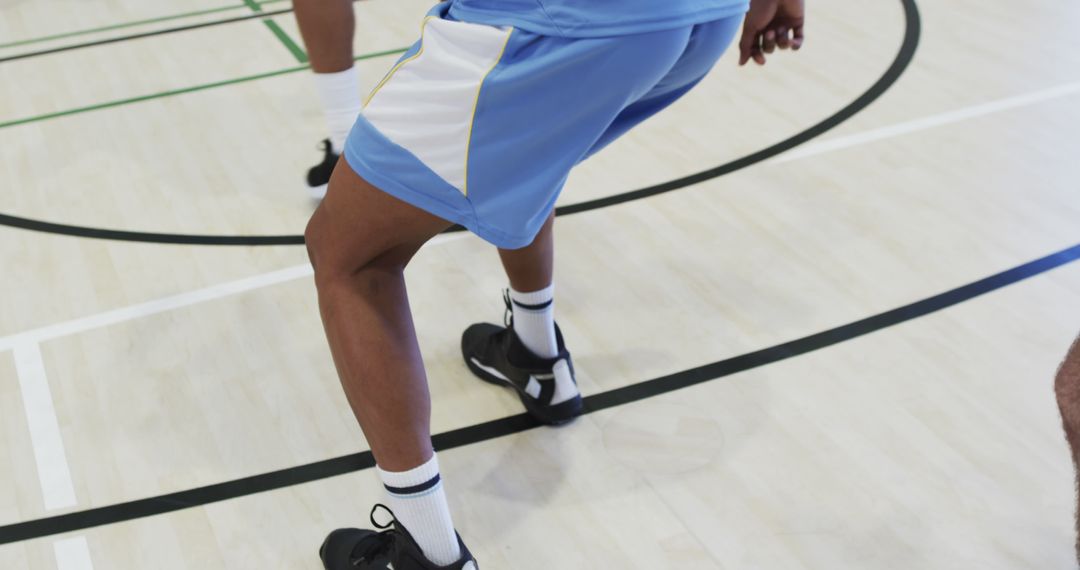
top-left (0, 263), bottom-right (313, 352)
top-left (53, 536), bottom-right (95, 570)
top-left (0, 233), bottom-right (469, 351)
top-left (13, 342), bottom-right (77, 511)
top-left (774, 80), bottom-right (1080, 163)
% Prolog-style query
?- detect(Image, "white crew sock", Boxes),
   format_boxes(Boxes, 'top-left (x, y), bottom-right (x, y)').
top-left (377, 455), bottom-right (463, 566)
top-left (312, 66), bottom-right (362, 154)
top-left (510, 285), bottom-right (559, 359)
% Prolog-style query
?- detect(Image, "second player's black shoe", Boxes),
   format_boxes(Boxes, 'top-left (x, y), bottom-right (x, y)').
top-left (306, 138), bottom-right (339, 200)
top-left (461, 297), bottom-right (584, 425)
top-left (320, 505), bottom-right (477, 570)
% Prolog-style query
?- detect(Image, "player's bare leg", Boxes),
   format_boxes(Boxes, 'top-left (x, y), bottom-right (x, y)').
top-left (293, 0), bottom-right (355, 73)
top-left (293, 0), bottom-right (361, 199)
top-left (461, 212), bottom-right (584, 425)
top-left (1055, 334), bottom-right (1080, 563)
top-left (498, 213), bottom-right (554, 293)
top-left (305, 162), bottom-right (476, 569)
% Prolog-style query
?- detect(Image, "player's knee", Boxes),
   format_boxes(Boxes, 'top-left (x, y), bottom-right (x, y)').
top-left (305, 208), bottom-right (358, 290)
top-left (305, 208), bottom-right (405, 295)
top-left (304, 207), bottom-right (333, 275)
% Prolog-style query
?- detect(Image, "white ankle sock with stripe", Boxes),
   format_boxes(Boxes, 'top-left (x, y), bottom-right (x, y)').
top-left (377, 455), bottom-right (463, 566)
top-left (312, 66), bottom-right (362, 154)
top-left (510, 285), bottom-right (559, 359)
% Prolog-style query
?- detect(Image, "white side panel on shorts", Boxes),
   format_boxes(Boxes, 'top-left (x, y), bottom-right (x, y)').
top-left (364, 18), bottom-right (513, 195)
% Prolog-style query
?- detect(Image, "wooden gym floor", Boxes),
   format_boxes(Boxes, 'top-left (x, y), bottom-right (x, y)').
top-left (1, 0), bottom-right (1079, 567)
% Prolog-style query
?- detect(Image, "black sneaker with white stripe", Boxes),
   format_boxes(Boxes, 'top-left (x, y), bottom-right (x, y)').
top-left (320, 505), bottom-right (476, 570)
top-left (460, 294), bottom-right (584, 425)
top-left (306, 139), bottom-right (339, 200)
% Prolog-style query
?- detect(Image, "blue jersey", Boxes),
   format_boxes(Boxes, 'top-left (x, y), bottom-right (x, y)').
top-left (447, 0), bottom-right (749, 38)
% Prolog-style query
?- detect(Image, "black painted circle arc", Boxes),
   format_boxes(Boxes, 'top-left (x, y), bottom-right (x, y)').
top-left (0, 0), bottom-right (920, 247)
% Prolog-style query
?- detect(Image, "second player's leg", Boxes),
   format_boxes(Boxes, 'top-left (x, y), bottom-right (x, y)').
top-left (293, 0), bottom-right (361, 199)
top-left (1055, 335), bottom-right (1080, 563)
top-left (293, 0), bottom-right (355, 72)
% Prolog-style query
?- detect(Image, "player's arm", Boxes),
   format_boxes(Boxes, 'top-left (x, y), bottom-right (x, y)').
top-left (738, 0), bottom-right (805, 66)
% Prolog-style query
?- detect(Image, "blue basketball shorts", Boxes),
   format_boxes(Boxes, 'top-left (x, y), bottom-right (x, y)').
top-left (343, 2), bottom-right (741, 249)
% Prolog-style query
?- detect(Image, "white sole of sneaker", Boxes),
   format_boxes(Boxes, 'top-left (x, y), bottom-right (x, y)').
top-left (466, 356), bottom-right (583, 425)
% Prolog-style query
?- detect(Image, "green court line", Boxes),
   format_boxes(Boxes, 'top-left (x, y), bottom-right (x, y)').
top-left (262, 20), bottom-right (309, 63)
top-left (241, 0), bottom-right (308, 64)
top-left (0, 0), bottom-right (289, 50)
top-left (0, 47), bottom-right (406, 130)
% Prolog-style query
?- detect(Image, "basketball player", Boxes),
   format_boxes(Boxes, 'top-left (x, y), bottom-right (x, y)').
top-left (1056, 334), bottom-right (1080, 563)
top-left (304, 0), bottom-right (806, 567)
top-left (293, 0), bottom-right (362, 199)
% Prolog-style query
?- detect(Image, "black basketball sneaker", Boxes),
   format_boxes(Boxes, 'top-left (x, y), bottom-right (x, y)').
top-left (461, 293), bottom-right (584, 425)
top-left (320, 505), bottom-right (477, 570)
top-left (306, 139), bottom-right (339, 200)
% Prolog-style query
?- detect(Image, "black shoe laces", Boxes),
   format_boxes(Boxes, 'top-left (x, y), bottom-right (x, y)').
top-left (350, 504), bottom-right (400, 566)
top-left (316, 138), bottom-right (340, 163)
top-left (502, 288), bottom-right (514, 328)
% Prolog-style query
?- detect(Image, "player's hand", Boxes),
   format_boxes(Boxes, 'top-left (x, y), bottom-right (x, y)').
top-left (738, 0), bottom-right (805, 66)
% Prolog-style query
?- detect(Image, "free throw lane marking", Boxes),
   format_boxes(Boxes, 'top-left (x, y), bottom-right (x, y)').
top-left (13, 342), bottom-right (78, 511)
top-left (53, 535), bottom-right (95, 570)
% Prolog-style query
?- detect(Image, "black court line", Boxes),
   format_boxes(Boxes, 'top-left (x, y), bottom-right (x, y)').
top-left (1, 241), bottom-right (1076, 545)
top-left (0, 0), bottom-right (920, 246)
